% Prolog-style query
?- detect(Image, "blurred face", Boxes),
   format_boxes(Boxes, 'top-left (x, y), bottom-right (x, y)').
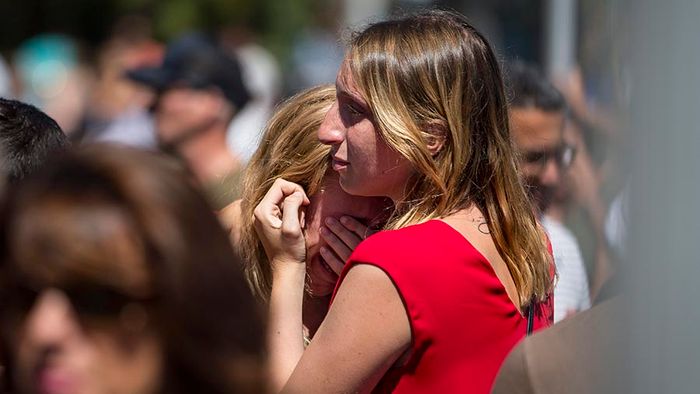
top-left (6, 285), bottom-right (162, 394)
top-left (304, 172), bottom-right (390, 297)
top-left (318, 63), bottom-right (414, 201)
top-left (154, 86), bottom-right (226, 145)
top-left (510, 107), bottom-right (568, 213)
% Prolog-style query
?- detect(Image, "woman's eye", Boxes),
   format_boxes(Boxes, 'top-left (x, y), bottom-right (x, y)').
top-left (346, 103), bottom-right (363, 116)
top-left (337, 96), bottom-right (369, 124)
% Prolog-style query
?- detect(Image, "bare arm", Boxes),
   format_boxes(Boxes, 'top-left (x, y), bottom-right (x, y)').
top-left (268, 261), bottom-right (307, 390)
top-left (565, 132), bottom-right (614, 300)
top-left (283, 264), bottom-right (411, 393)
top-left (255, 179), bottom-right (410, 392)
top-left (253, 179), bottom-right (310, 390)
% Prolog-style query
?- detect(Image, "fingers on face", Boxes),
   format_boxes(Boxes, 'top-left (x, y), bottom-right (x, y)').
top-left (319, 246), bottom-right (345, 275)
top-left (323, 217), bottom-right (363, 250)
top-left (320, 225), bottom-right (353, 262)
top-left (339, 215), bottom-right (374, 238)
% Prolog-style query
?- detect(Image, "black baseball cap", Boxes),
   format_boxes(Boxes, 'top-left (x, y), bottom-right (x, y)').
top-left (126, 32), bottom-right (250, 110)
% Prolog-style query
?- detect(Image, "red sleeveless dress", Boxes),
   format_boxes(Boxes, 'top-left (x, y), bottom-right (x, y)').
top-left (333, 220), bottom-right (553, 393)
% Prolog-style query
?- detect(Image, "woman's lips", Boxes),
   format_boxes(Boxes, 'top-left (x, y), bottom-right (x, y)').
top-left (36, 367), bottom-right (78, 394)
top-left (331, 158), bottom-right (349, 171)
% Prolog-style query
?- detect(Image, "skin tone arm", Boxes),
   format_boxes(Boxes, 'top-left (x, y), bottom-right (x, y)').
top-left (285, 264), bottom-right (411, 393)
top-left (254, 179), bottom-right (309, 389)
top-left (564, 126), bottom-right (614, 300)
top-left (254, 179), bottom-right (411, 392)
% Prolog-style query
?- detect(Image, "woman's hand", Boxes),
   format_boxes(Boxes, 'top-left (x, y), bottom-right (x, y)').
top-left (257, 179), bottom-right (312, 390)
top-left (253, 178), bottom-right (310, 269)
top-left (319, 215), bottom-right (375, 275)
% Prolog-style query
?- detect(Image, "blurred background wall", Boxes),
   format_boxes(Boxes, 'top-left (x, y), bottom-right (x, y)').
top-left (623, 0), bottom-right (700, 392)
top-left (0, 0), bottom-right (613, 96)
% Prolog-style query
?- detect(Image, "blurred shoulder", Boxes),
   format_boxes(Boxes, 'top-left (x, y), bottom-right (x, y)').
top-left (217, 199), bottom-right (243, 246)
top-left (491, 338), bottom-right (535, 394)
top-left (495, 299), bottom-right (622, 394)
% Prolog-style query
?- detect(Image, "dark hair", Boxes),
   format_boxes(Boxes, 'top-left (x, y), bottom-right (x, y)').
top-left (0, 145), bottom-right (265, 394)
top-left (0, 98), bottom-right (69, 184)
top-left (506, 61), bottom-right (566, 112)
top-left (127, 33), bottom-right (251, 111)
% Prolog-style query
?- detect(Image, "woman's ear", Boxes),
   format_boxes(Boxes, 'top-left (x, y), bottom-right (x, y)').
top-left (424, 121), bottom-right (447, 156)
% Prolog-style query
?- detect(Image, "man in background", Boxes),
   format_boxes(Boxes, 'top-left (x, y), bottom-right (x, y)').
top-left (507, 62), bottom-right (590, 322)
top-left (0, 97), bottom-right (69, 389)
top-left (0, 98), bottom-right (69, 185)
top-left (127, 33), bottom-right (250, 209)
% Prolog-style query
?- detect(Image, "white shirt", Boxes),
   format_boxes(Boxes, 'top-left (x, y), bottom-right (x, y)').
top-left (542, 215), bottom-right (591, 322)
top-left (605, 188), bottom-right (628, 257)
top-left (227, 43), bottom-right (281, 163)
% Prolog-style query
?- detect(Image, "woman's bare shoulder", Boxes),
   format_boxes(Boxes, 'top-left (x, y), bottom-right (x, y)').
top-left (286, 264), bottom-right (411, 392)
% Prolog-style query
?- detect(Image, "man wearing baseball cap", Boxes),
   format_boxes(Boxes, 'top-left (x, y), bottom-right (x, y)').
top-left (127, 32), bottom-right (250, 209)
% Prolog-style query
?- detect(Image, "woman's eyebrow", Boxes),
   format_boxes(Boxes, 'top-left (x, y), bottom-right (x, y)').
top-left (335, 76), bottom-right (367, 106)
top-left (337, 90), bottom-right (370, 111)
top-left (336, 84), bottom-right (357, 100)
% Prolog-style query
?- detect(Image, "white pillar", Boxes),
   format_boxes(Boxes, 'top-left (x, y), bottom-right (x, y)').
top-left (544, 0), bottom-right (577, 79)
top-left (343, 0), bottom-right (391, 30)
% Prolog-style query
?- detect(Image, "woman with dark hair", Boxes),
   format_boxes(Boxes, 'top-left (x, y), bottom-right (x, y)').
top-left (0, 145), bottom-right (266, 394)
top-left (255, 10), bottom-right (554, 393)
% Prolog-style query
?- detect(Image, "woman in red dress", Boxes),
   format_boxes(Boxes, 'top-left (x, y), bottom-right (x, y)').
top-left (255, 10), bottom-right (554, 393)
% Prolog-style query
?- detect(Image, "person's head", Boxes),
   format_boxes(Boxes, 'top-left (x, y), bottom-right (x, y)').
top-left (0, 145), bottom-right (265, 394)
top-left (506, 61), bottom-right (572, 212)
top-left (127, 33), bottom-right (250, 148)
top-left (239, 85), bottom-right (390, 301)
top-left (317, 10), bottom-right (552, 307)
top-left (0, 98), bottom-right (69, 184)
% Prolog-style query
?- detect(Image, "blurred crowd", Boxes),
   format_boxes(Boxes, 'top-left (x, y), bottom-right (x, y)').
top-left (0, 6), bottom-right (626, 394)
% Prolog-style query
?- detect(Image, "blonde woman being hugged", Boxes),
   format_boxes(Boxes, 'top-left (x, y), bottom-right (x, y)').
top-left (219, 85), bottom-right (391, 341)
top-left (255, 10), bottom-right (554, 393)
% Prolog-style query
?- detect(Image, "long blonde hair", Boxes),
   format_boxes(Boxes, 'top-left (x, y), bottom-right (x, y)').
top-left (239, 85), bottom-right (335, 301)
top-left (347, 10), bottom-right (553, 307)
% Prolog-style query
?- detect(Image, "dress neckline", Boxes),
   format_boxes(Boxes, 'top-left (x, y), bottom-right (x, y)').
top-left (427, 219), bottom-right (526, 317)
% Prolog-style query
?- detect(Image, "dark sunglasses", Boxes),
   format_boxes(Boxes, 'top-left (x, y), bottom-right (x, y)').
top-left (0, 280), bottom-right (153, 326)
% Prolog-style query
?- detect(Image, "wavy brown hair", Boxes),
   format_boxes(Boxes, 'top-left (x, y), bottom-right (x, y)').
top-left (238, 85), bottom-right (336, 302)
top-left (346, 10), bottom-right (553, 307)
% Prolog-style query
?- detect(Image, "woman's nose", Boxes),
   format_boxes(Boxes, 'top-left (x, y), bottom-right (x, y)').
top-left (23, 289), bottom-right (80, 350)
top-left (318, 102), bottom-right (345, 146)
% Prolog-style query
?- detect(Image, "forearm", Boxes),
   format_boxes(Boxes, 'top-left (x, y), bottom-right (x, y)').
top-left (590, 246), bottom-right (614, 302)
top-left (584, 194), bottom-right (615, 300)
top-left (268, 262), bottom-right (307, 392)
